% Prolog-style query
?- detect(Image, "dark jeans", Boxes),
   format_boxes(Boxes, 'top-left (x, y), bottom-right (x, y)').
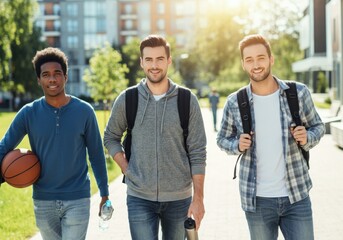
top-left (127, 195), bottom-right (191, 240)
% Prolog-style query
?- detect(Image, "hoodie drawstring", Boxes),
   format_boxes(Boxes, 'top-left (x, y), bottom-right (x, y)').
top-left (140, 92), bottom-right (150, 125)
top-left (160, 97), bottom-right (169, 134)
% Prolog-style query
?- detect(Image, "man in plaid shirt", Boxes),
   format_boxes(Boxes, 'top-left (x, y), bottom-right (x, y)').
top-left (217, 34), bottom-right (325, 240)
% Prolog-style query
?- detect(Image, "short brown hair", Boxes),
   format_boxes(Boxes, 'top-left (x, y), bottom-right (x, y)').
top-left (239, 34), bottom-right (271, 59)
top-left (32, 47), bottom-right (68, 77)
top-left (140, 35), bottom-right (171, 59)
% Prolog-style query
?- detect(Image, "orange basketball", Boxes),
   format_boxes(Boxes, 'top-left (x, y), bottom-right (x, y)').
top-left (1, 148), bottom-right (41, 188)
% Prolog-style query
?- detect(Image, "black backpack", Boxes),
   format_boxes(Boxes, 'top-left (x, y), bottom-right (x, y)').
top-left (234, 82), bottom-right (310, 179)
top-left (122, 86), bottom-right (191, 182)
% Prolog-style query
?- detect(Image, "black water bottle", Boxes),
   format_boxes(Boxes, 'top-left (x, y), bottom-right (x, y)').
top-left (184, 218), bottom-right (199, 240)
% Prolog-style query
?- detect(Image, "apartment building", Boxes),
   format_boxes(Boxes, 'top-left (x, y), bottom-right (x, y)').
top-left (292, 0), bottom-right (332, 92)
top-left (35, 0), bottom-right (211, 97)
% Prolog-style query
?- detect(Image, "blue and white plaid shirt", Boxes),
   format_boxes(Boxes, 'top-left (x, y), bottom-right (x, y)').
top-left (217, 77), bottom-right (325, 212)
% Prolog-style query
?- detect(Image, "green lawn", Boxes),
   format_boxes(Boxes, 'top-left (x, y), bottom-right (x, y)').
top-left (0, 110), bottom-right (120, 240)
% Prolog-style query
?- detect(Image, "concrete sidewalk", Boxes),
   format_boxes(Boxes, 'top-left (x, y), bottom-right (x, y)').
top-left (31, 108), bottom-right (343, 239)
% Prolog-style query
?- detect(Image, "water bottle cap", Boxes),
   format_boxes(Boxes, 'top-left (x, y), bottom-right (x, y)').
top-left (105, 200), bottom-right (111, 207)
top-left (184, 218), bottom-right (196, 229)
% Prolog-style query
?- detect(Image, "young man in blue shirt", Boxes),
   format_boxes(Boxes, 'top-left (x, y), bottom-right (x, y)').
top-left (0, 47), bottom-right (110, 240)
top-left (217, 34), bottom-right (325, 240)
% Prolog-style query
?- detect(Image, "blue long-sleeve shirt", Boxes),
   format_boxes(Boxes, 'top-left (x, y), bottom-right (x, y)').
top-left (0, 96), bottom-right (109, 200)
top-left (217, 78), bottom-right (325, 212)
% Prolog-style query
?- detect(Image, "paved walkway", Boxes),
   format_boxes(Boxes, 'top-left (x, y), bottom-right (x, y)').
top-left (31, 108), bottom-right (343, 240)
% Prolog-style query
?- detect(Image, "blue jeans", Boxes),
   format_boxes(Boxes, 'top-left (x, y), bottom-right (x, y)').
top-left (33, 198), bottom-right (90, 240)
top-left (127, 195), bottom-right (191, 240)
top-left (245, 196), bottom-right (314, 240)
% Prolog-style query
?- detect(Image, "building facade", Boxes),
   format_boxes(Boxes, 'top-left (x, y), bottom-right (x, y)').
top-left (292, 0), bottom-right (343, 105)
top-left (326, 0), bottom-right (343, 104)
top-left (36, 0), bottom-right (118, 96)
top-left (35, 0), bottom-right (212, 97)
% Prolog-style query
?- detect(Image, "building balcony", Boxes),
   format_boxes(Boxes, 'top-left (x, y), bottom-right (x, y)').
top-left (292, 56), bottom-right (333, 72)
top-left (120, 30), bottom-right (138, 36)
top-left (120, 14), bottom-right (138, 20)
top-left (43, 31), bottom-right (61, 37)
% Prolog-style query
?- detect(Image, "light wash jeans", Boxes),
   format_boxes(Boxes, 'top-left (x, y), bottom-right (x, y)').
top-left (33, 198), bottom-right (90, 240)
top-left (245, 196), bottom-right (314, 240)
top-left (127, 195), bottom-right (191, 240)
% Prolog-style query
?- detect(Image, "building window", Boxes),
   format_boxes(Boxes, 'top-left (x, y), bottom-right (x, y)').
top-left (67, 36), bottom-right (78, 49)
top-left (85, 18), bottom-right (96, 33)
top-left (125, 20), bottom-right (133, 30)
top-left (157, 2), bottom-right (165, 14)
top-left (175, 2), bottom-right (195, 16)
top-left (68, 69), bottom-right (80, 83)
top-left (157, 19), bottom-right (165, 31)
top-left (125, 36), bottom-right (134, 44)
top-left (54, 20), bottom-right (61, 31)
top-left (84, 34), bottom-right (107, 50)
top-left (85, 18), bottom-right (106, 33)
top-left (67, 20), bottom-right (78, 32)
top-left (67, 3), bottom-right (78, 16)
top-left (125, 4), bottom-right (133, 14)
top-left (97, 18), bottom-right (106, 33)
top-left (140, 19), bottom-right (150, 32)
top-left (36, 20), bottom-right (45, 31)
top-left (85, 1), bottom-right (105, 16)
top-left (53, 4), bottom-right (60, 15)
top-left (39, 4), bottom-right (45, 16)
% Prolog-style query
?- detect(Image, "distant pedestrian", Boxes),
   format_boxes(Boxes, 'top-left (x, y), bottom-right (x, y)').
top-left (217, 34), bottom-right (325, 240)
top-left (104, 35), bottom-right (207, 240)
top-left (209, 88), bottom-right (219, 131)
top-left (0, 47), bottom-right (110, 240)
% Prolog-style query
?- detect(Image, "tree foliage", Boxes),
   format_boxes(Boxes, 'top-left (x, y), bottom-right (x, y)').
top-left (83, 42), bottom-right (129, 103)
top-left (11, 25), bottom-right (48, 98)
top-left (0, 0), bottom-right (37, 85)
top-left (119, 38), bottom-right (144, 87)
top-left (194, 10), bottom-right (244, 83)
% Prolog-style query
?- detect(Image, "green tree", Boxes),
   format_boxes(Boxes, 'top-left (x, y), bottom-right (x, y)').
top-left (0, 0), bottom-right (37, 85)
top-left (194, 10), bottom-right (244, 83)
top-left (270, 34), bottom-right (302, 80)
top-left (83, 42), bottom-right (129, 104)
top-left (11, 25), bottom-right (48, 99)
top-left (188, 9), bottom-right (245, 95)
top-left (119, 38), bottom-right (144, 87)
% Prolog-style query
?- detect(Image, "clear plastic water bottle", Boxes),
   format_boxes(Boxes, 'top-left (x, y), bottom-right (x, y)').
top-left (99, 200), bottom-right (114, 231)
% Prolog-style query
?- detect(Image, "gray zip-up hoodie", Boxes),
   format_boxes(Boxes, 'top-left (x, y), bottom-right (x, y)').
top-left (104, 79), bottom-right (206, 202)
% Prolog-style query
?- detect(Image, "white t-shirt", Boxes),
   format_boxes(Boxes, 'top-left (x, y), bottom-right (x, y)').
top-left (153, 93), bottom-right (166, 101)
top-left (253, 89), bottom-right (288, 197)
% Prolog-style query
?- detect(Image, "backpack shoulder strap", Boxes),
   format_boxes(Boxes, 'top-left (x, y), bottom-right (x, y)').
top-left (125, 86), bottom-right (139, 132)
top-left (233, 87), bottom-right (251, 179)
top-left (237, 87), bottom-right (251, 134)
top-left (285, 81), bottom-right (310, 169)
top-left (122, 86), bottom-right (138, 183)
top-left (177, 87), bottom-right (191, 154)
top-left (285, 82), bottom-right (302, 126)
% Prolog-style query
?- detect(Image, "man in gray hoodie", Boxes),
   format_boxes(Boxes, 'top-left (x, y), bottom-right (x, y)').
top-left (104, 35), bottom-right (206, 240)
